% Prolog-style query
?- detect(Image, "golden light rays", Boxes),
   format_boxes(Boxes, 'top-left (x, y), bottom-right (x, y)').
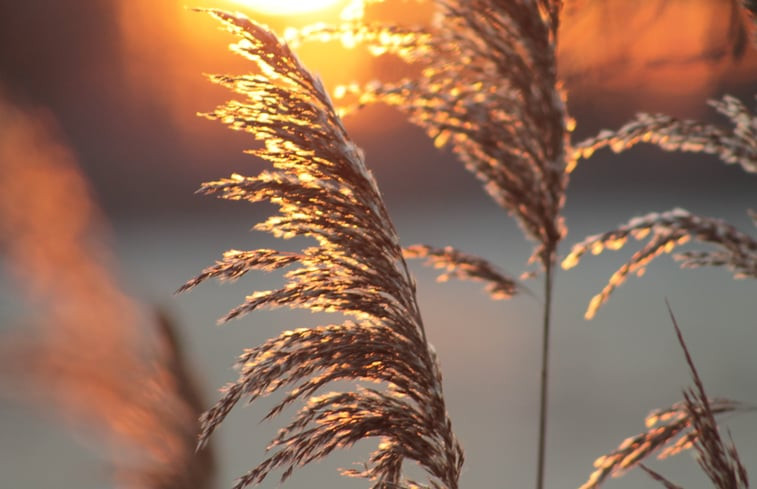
top-left (230, 0), bottom-right (344, 16)
top-left (116, 0), bottom-right (373, 140)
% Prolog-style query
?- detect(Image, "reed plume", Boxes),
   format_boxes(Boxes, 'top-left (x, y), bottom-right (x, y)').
top-left (579, 398), bottom-right (750, 489)
top-left (182, 3), bottom-right (755, 489)
top-left (564, 5), bottom-right (755, 317)
top-left (580, 305), bottom-right (753, 489)
top-left (0, 97), bottom-right (214, 489)
top-left (572, 95), bottom-right (756, 174)
top-left (290, 0), bottom-right (570, 267)
top-left (402, 244), bottom-right (520, 300)
top-left (282, 2), bottom-right (570, 487)
top-left (670, 305), bottom-right (751, 489)
top-left (180, 10), bottom-right (462, 489)
top-left (564, 83), bottom-right (756, 319)
top-left (562, 208), bottom-right (757, 319)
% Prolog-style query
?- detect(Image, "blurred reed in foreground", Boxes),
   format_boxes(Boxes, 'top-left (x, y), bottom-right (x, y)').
top-left (0, 95), bottom-right (215, 489)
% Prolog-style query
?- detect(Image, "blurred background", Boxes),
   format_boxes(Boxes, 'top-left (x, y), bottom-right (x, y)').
top-left (0, 1), bottom-right (756, 488)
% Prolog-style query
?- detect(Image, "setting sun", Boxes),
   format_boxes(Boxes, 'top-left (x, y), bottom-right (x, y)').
top-left (231, 0), bottom-right (343, 16)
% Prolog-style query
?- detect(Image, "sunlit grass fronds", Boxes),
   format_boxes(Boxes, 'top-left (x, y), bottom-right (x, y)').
top-left (207, 325), bottom-right (459, 489)
top-left (0, 98), bottom-right (213, 489)
top-left (562, 208), bottom-right (757, 319)
top-left (183, 10), bottom-right (462, 489)
top-left (177, 249), bottom-right (301, 296)
top-left (289, 8), bottom-right (568, 487)
top-left (572, 95), bottom-right (757, 174)
top-left (580, 305), bottom-right (754, 489)
top-left (668, 305), bottom-right (751, 489)
top-left (291, 0), bottom-right (569, 266)
top-left (403, 244), bottom-right (520, 299)
top-left (310, 6), bottom-right (573, 489)
top-left (578, 398), bottom-right (749, 489)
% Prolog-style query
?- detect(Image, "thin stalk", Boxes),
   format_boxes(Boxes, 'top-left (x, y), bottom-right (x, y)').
top-left (536, 256), bottom-right (554, 489)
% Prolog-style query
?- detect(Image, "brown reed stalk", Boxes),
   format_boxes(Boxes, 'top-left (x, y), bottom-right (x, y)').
top-left (180, 10), bottom-right (462, 489)
top-left (578, 397), bottom-right (750, 489)
top-left (0, 97), bottom-right (214, 489)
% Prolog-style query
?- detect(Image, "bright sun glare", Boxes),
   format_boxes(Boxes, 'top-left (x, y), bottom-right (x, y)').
top-left (232, 0), bottom-right (343, 16)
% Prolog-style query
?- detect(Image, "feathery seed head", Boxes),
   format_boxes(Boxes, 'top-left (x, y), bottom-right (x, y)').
top-left (286, 0), bottom-right (571, 267)
top-left (562, 209), bottom-right (757, 319)
top-left (182, 10), bottom-right (463, 489)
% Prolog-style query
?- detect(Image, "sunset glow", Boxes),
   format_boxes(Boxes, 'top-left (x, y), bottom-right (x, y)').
top-left (231, 0), bottom-right (343, 16)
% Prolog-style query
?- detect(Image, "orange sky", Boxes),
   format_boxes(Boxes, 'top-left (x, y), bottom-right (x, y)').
top-left (560, 0), bottom-right (757, 112)
top-left (1, 0), bottom-right (753, 216)
top-left (118, 0), bottom-right (757, 137)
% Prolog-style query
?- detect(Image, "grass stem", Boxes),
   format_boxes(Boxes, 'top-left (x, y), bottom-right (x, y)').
top-left (536, 256), bottom-right (554, 489)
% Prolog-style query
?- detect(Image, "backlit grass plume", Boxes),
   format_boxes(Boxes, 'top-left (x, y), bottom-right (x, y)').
top-left (564, 82), bottom-right (756, 320)
top-left (579, 398), bottom-right (750, 489)
top-left (562, 208), bottom-right (757, 319)
top-left (580, 306), bottom-right (753, 489)
top-left (180, 10), bottom-right (462, 489)
top-left (290, 0), bottom-right (570, 267)
top-left (572, 95), bottom-right (757, 174)
top-left (670, 306), bottom-right (751, 489)
top-left (564, 45), bottom-right (757, 317)
top-left (285, 4), bottom-right (569, 488)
